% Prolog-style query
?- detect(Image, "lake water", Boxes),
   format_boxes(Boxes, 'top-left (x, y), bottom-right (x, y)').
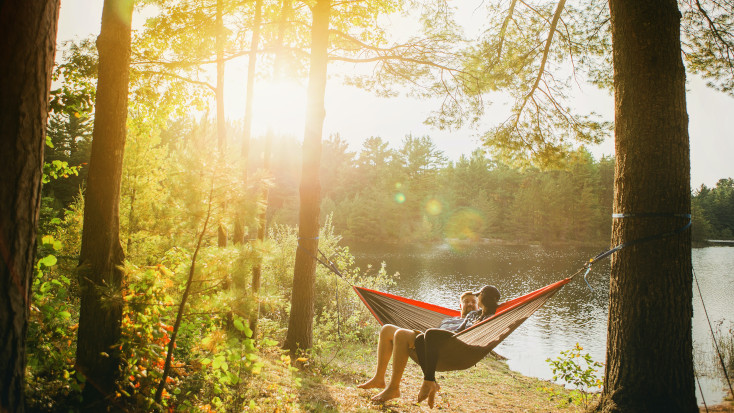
top-left (350, 243), bottom-right (734, 406)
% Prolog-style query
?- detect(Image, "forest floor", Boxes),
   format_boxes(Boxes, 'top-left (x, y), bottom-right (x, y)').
top-left (236, 342), bottom-right (734, 412)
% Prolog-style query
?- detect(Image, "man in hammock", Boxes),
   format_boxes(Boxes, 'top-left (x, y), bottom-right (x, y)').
top-left (358, 285), bottom-right (500, 407)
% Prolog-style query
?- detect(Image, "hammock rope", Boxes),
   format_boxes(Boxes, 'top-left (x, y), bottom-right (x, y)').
top-left (693, 266), bottom-right (734, 398)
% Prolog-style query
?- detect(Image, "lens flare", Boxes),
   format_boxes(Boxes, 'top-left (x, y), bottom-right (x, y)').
top-left (444, 208), bottom-right (485, 247)
top-left (394, 193), bottom-right (406, 204)
top-left (425, 199), bottom-right (442, 215)
top-left (395, 182), bottom-right (402, 189)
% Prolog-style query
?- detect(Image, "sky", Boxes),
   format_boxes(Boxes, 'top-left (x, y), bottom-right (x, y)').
top-left (57, 0), bottom-right (734, 188)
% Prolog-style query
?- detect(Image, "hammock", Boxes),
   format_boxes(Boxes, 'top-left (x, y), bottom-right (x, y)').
top-left (352, 278), bottom-right (572, 371)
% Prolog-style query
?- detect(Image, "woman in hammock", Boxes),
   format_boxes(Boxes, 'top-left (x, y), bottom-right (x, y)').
top-left (358, 285), bottom-right (500, 407)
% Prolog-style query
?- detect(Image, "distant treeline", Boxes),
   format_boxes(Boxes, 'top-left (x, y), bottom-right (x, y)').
top-left (264, 134), bottom-right (732, 245)
top-left (264, 134), bottom-right (616, 245)
top-left (43, 121), bottom-right (731, 247)
top-left (692, 178), bottom-right (734, 241)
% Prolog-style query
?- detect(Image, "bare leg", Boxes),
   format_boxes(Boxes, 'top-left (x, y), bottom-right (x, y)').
top-left (358, 324), bottom-right (399, 389)
top-left (371, 329), bottom-right (418, 402)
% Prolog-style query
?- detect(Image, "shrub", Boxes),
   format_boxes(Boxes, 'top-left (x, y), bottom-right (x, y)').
top-left (546, 343), bottom-right (604, 409)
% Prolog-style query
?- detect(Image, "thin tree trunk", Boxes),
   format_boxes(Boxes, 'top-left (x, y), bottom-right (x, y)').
top-left (215, 0), bottom-right (229, 248)
top-left (0, 2), bottom-right (60, 412)
top-left (126, 186), bottom-right (136, 254)
top-left (284, 0), bottom-right (330, 354)
top-left (215, 0), bottom-right (226, 154)
top-left (155, 182), bottom-right (214, 403)
top-left (233, 0), bottom-right (264, 245)
top-left (241, 0), bottom-right (262, 179)
top-left (597, 1), bottom-right (695, 411)
top-left (75, 0), bottom-right (133, 409)
top-left (249, 128), bottom-right (272, 339)
top-left (248, 0), bottom-right (285, 333)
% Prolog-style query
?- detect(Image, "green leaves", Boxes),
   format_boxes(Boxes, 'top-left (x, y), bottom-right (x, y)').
top-left (546, 342), bottom-right (604, 408)
top-left (233, 315), bottom-right (254, 339)
top-left (38, 255), bottom-right (58, 268)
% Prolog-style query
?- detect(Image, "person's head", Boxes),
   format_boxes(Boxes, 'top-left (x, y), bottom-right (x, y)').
top-left (473, 285), bottom-right (500, 315)
top-left (459, 291), bottom-right (478, 317)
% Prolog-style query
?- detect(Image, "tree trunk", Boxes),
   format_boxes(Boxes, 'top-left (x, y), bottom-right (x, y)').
top-left (249, 128), bottom-right (272, 339)
top-left (241, 0), bottom-right (262, 178)
top-left (155, 183), bottom-right (214, 403)
top-left (283, 0), bottom-right (330, 354)
top-left (215, 0), bottom-right (228, 248)
top-left (233, 0), bottom-right (263, 245)
top-left (0, 3), bottom-right (60, 412)
top-left (597, 1), bottom-right (695, 411)
top-left (75, 0), bottom-right (133, 409)
top-left (215, 0), bottom-right (226, 154)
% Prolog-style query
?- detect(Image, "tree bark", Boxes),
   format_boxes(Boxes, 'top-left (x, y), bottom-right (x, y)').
top-left (75, 0), bottom-right (133, 409)
top-left (597, 1), bottom-right (696, 411)
top-left (0, 2), bottom-right (60, 412)
top-left (284, 0), bottom-right (330, 354)
top-left (249, 128), bottom-right (272, 339)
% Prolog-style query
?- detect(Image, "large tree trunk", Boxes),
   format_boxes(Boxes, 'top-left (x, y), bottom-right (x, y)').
top-left (0, 2), bottom-right (60, 412)
top-left (283, 0), bottom-right (330, 354)
top-left (597, 1), bottom-right (696, 412)
top-left (75, 0), bottom-right (133, 409)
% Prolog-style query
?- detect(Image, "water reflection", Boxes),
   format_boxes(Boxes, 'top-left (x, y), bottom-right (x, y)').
top-left (350, 243), bottom-right (733, 406)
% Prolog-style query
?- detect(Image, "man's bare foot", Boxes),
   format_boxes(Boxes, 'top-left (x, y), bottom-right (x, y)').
top-left (417, 380), bottom-right (440, 408)
top-left (371, 386), bottom-right (400, 403)
top-left (357, 377), bottom-right (385, 389)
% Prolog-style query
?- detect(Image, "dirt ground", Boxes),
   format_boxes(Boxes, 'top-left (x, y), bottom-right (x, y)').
top-left (235, 344), bottom-right (733, 412)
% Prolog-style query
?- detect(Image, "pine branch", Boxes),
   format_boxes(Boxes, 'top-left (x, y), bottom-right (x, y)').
top-left (512, 0), bottom-right (566, 131)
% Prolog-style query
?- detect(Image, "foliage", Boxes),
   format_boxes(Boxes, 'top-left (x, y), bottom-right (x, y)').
top-left (118, 264), bottom-right (180, 409)
top-left (681, 0), bottom-right (734, 96)
top-left (312, 138), bottom-right (616, 245)
top-left (713, 320), bottom-right (734, 374)
top-left (25, 234), bottom-right (82, 410)
top-left (545, 343), bottom-right (604, 409)
top-left (45, 39), bottom-right (97, 210)
top-left (692, 178), bottom-right (734, 241)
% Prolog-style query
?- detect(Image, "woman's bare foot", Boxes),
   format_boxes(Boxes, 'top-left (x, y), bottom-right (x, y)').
top-left (417, 380), bottom-right (440, 408)
top-left (371, 386), bottom-right (400, 403)
top-left (357, 377), bottom-right (386, 389)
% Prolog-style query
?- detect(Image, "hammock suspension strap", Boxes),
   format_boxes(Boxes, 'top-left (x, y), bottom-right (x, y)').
top-left (578, 212), bottom-right (692, 291)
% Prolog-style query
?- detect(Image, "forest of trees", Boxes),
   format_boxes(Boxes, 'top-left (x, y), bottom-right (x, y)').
top-left (3, 0), bottom-right (734, 412)
top-left (44, 114), bottom-right (732, 250)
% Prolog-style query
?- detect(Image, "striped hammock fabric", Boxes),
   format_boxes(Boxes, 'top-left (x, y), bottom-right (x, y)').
top-left (353, 278), bottom-right (572, 349)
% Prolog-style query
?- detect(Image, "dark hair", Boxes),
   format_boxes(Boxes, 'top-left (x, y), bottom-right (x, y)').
top-left (476, 285), bottom-right (500, 315)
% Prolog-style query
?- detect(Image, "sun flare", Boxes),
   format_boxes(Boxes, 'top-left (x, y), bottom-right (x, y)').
top-left (251, 80), bottom-right (306, 137)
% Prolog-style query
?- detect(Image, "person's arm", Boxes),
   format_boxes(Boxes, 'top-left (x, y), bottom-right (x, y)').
top-left (456, 311), bottom-right (477, 332)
